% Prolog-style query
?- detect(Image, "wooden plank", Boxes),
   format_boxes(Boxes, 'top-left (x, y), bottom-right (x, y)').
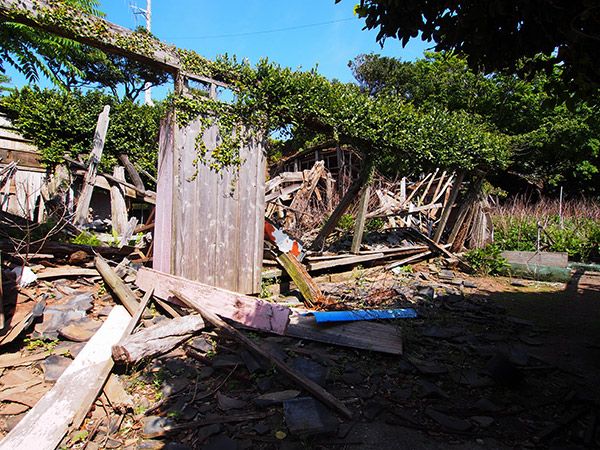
top-left (501, 251), bottom-right (569, 268)
top-left (418, 168), bottom-right (438, 206)
top-left (308, 253), bottom-right (384, 271)
top-left (285, 161), bottom-right (325, 229)
top-left (172, 290), bottom-right (353, 419)
top-left (153, 115), bottom-right (175, 273)
top-left (35, 267), bottom-right (98, 279)
top-left (135, 267), bottom-right (290, 335)
top-left (0, 306), bottom-right (131, 450)
top-left (286, 311), bottom-right (403, 355)
top-left (433, 170), bottom-right (465, 243)
top-left (310, 175), bottom-right (364, 250)
top-left (0, 0), bottom-right (182, 74)
top-left (351, 182), bottom-right (372, 254)
top-left (110, 166), bottom-right (128, 236)
top-left (408, 228), bottom-right (473, 272)
top-left (66, 156), bottom-right (156, 203)
top-left (277, 252), bottom-right (328, 308)
top-left (367, 202), bottom-right (443, 219)
top-left (95, 256), bottom-right (139, 316)
top-left (386, 250), bottom-right (434, 270)
top-left (74, 105), bottom-right (110, 226)
top-left (265, 183), bottom-right (302, 203)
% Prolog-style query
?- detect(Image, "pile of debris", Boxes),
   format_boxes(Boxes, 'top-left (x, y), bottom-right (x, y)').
top-left (0, 249), bottom-right (598, 449)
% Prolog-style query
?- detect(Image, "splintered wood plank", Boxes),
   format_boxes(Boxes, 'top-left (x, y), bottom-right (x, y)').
top-left (135, 267), bottom-right (290, 335)
top-left (74, 105), bottom-right (110, 226)
top-left (286, 311), bottom-right (403, 355)
top-left (0, 306), bottom-right (131, 450)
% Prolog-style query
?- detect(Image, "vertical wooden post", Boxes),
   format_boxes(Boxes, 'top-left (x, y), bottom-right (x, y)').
top-left (110, 167), bottom-right (128, 236)
top-left (74, 105), bottom-right (110, 226)
top-left (351, 169), bottom-right (373, 254)
top-left (433, 170), bottom-right (466, 243)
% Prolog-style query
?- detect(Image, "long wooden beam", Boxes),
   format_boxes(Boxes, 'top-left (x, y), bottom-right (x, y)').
top-left (0, 0), bottom-right (182, 73)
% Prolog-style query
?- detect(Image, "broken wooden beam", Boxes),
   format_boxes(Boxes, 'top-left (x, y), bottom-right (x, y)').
top-left (310, 174), bottom-right (365, 250)
top-left (74, 105), bottom-right (110, 226)
top-left (0, 306), bottom-right (131, 450)
top-left (408, 228), bottom-right (473, 273)
top-left (351, 180), bottom-right (372, 254)
top-left (0, 0), bottom-right (182, 74)
top-left (118, 153), bottom-right (145, 191)
top-left (276, 252), bottom-right (328, 309)
top-left (171, 289), bottom-right (353, 419)
top-left (433, 171), bottom-right (465, 243)
top-left (112, 314), bottom-right (205, 364)
top-left (94, 256), bottom-right (139, 315)
top-left (135, 267), bottom-right (290, 335)
top-left (65, 156), bottom-right (156, 204)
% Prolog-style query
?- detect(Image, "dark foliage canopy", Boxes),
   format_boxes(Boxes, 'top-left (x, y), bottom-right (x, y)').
top-left (343, 0), bottom-right (600, 102)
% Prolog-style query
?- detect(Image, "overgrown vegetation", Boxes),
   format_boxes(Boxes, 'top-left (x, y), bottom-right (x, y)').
top-left (465, 244), bottom-right (507, 276)
top-left (491, 196), bottom-right (600, 263)
top-left (0, 86), bottom-right (164, 184)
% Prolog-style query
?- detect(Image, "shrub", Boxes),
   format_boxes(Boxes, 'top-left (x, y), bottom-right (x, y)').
top-left (465, 244), bottom-right (507, 275)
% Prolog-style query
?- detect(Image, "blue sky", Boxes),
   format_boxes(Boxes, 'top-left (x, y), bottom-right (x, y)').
top-left (7, 0), bottom-right (431, 98)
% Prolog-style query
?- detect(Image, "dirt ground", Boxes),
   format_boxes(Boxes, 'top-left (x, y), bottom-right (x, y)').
top-left (1, 264), bottom-right (599, 450)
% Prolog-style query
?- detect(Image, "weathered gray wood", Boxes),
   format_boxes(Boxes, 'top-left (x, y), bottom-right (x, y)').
top-left (286, 311), bottom-right (403, 355)
top-left (159, 116), bottom-right (266, 294)
top-left (447, 176), bottom-right (484, 248)
top-left (172, 289), bottom-right (353, 419)
top-left (118, 153), bottom-right (145, 191)
top-left (135, 267), bottom-right (290, 335)
top-left (351, 182), bottom-right (371, 254)
top-left (110, 166), bottom-right (128, 236)
top-left (501, 251), bottom-right (569, 268)
top-left (0, 306), bottom-right (130, 450)
top-left (386, 250), bottom-right (434, 270)
top-left (95, 256), bottom-right (139, 316)
top-left (103, 374), bottom-right (134, 414)
top-left (433, 171), bottom-right (465, 243)
top-left (74, 105), bottom-right (110, 226)
top-left (308, 252), bottom-right (384, 271)
top-left (310, 174), bottom-right (365, 250)
top-left (153, 115), bottom-right (175, 273)
top-left (65, 156), bottom-right (156, 203)
top-left (408, 228), bottom-right (473, 272)
top-left (418, 168), bottom-right (438, 206)
top-left (112, 315), bottom-right (205, 364)
top-left (285, 161), bottom-right (325, 229)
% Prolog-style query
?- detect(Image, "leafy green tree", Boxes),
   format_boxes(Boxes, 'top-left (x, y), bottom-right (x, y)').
top-left (342, 0), bottom-right (600, 103)
top-left (350, 52), bottom-right (600, 194)
top-left (0, 0), bottom-right (103, 85)
top-left (0, 86), bottom-right (165, 184)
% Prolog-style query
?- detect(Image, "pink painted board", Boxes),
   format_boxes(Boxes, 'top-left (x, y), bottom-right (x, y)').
top-left (135, 267), bottom-right (290, 335)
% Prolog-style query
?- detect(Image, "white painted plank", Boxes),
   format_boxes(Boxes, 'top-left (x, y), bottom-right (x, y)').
top-left (0, 306), bottom-right (131, 450)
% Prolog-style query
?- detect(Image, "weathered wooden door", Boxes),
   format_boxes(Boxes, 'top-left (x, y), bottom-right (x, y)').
top-left (153, 114), bottom-right (266, 294)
